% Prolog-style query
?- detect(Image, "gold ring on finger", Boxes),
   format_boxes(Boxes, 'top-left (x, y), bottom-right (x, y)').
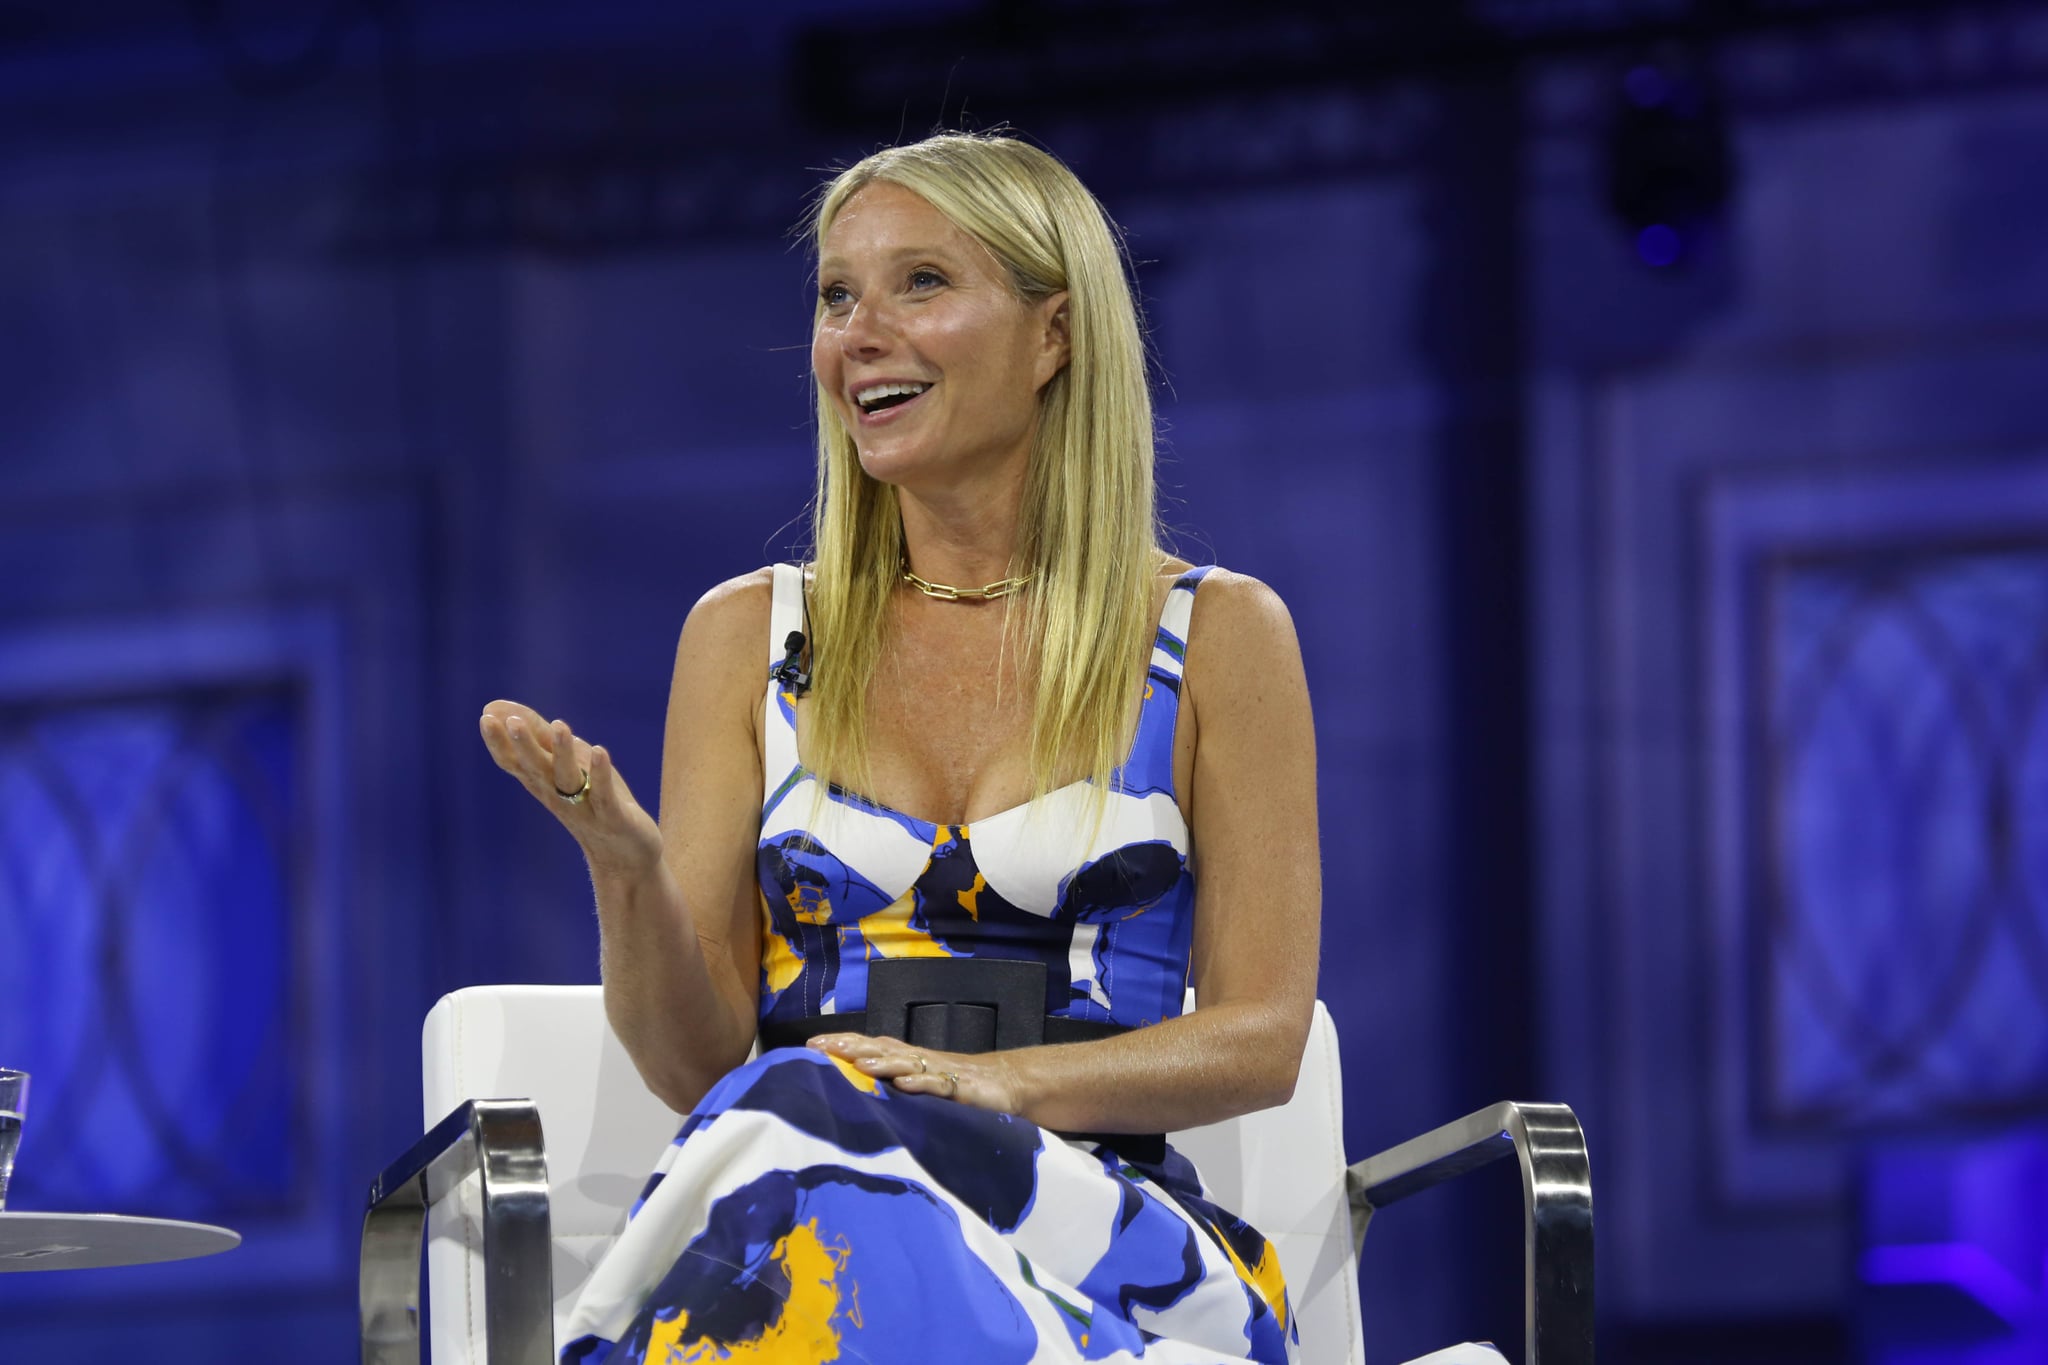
top-left (555, 769), bottom-right (591, 805)
top-left (912, 1053), bottom-right (928, 1074)
top-left (942, 1071), bottom-right (959, 1095)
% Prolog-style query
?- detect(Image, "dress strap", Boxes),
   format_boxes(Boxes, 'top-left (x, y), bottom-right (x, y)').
top-left (1154, 566), bottom-right (1212, 678)
top-left (762, 563), bottom-right (806, 807)
top-left (1115, 565), bottom-right (1215, 798)
top-left (768, 563), bottom-right (806, 667)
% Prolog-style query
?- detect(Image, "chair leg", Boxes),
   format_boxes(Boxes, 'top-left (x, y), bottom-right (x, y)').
top-left (361, 1099), bottom-right (556, 1365)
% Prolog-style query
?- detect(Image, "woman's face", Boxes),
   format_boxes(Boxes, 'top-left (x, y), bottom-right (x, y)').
top-left (813, 182), bottom-right (1069, 492)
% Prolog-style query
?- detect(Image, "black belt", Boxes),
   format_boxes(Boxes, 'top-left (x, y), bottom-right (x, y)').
top-left (757, 958), bottom-right (1167, 1165)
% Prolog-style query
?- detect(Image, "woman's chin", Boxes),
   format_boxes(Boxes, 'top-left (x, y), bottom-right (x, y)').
top-left (854, 444), bottom-right (933, 487)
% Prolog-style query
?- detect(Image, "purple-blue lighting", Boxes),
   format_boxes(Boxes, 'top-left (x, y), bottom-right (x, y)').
top-left (1860, 1242), bottom-right (2038, 1330)
top-left (1624, 64), bottom-right (1671, 109)
top-left (1635, 222), bottom-right (1684, 267)
top-left (4, 3), bottom-right (2047, 1361)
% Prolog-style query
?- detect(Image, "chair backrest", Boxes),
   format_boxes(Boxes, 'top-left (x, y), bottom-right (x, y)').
top-left (421, 986), bottom-right (1363, 1365)
top-left (422, 986), bottom-right (682, 1364)
top-left (1170, 999), bottom-right (1364, 1364)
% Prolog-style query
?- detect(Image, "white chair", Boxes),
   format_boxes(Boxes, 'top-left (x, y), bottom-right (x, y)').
top-left (361, 986), bottom-right (1591, 1364)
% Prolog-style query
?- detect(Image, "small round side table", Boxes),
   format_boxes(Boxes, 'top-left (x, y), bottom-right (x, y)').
top-left (0, 1211), bottom-right (240, 1272)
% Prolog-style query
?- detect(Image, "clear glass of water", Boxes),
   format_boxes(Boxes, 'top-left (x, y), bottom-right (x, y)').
top-left (0, 1068), bottom-right (27, 1211)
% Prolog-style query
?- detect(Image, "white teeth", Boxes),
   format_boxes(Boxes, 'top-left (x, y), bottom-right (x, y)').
top-left (855, 381), bottom-right (931, 411)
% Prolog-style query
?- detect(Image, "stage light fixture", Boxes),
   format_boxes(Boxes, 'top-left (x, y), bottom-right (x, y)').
top-left (1605, 57), bottom-right (1735, 269)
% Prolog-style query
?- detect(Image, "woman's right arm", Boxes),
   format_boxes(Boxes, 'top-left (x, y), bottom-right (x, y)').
top-left (480, 570), bottom-right (771, 1113)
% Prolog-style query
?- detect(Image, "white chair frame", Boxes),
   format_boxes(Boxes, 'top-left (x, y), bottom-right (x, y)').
top-left (361, 986), bottom-right (1591, 1365)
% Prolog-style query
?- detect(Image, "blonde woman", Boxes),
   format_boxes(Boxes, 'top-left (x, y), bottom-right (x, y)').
top-left (481, 132), bottom-right (1320, 1364)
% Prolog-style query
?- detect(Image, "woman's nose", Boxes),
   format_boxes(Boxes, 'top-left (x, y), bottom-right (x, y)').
top-left (838, 297), bottom-right (896, 356)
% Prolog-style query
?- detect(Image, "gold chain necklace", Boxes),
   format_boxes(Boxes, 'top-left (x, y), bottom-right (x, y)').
top-left (900, 559), bottom-right (1037, 602)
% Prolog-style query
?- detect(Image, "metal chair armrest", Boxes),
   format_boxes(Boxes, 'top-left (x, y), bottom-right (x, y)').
top-left (361, 1098), bottom-right (555, 1365)
top-left (1346, 1100), bottom-right (1593, 1365)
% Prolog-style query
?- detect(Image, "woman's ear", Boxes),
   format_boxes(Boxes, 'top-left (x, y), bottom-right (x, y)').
top-left (1034, 291), bottom-right (1072, 390)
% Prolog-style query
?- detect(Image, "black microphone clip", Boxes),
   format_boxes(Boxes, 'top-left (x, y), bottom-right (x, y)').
top-left (773, 630), bottom-right (812, 696)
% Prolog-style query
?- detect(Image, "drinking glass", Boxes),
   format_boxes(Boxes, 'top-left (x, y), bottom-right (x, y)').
top-left (0, 1068), bottom-right (27, 1211)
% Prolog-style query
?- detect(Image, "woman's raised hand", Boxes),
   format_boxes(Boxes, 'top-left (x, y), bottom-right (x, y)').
top-left (478, 700), bottom-right (664, 878)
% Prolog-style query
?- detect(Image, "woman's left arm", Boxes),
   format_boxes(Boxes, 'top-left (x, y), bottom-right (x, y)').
top-left (812, 570), bottom-right (1321, 1134)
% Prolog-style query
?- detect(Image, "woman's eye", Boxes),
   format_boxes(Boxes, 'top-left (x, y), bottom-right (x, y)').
top-left (819, 283), bottom-right (852, 309)
top-left (908, 268), bottom-right (946, 291)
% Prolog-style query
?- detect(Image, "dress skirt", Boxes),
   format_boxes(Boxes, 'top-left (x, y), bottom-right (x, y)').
top-left (558, 1048), bottom-right (1298, 1364)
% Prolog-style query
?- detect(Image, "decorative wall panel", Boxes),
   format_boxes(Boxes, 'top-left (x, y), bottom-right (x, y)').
top-left (0, 608), bottom-right (352, 1304)
top-left (1757, 545), bottom-right (2048, 1129)
top-left (1535, 345), bottom-right (2048, 1320)
top-left (1704, 461), bottom-right (2048, 1219)
top-left (0, 684), bottom-right (302, 1221)
top-left (1528, 66), bottom-right (2048, 1328)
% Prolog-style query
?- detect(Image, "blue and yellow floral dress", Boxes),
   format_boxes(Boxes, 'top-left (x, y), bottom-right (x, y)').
top-left (559, 564), bottom-right (1297, 1364)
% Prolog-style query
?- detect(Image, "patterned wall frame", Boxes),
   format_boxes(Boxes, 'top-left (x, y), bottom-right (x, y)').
top-left (1532, 332), bottom-right (2048, 1322)
top-left (0, 607), bottom-right (352, 1304)
top-left (1705, 462), bottom-right (2048, 1192)
top-left (0, 487), bottom-right (439, 1331)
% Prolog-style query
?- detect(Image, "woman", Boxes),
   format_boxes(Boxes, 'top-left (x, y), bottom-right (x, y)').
top-left (480, 132), bottom-right (1321, 1364)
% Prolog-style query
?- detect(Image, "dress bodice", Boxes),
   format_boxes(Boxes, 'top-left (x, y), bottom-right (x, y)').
top-left (754, 563), bottom-right (1214, 1031)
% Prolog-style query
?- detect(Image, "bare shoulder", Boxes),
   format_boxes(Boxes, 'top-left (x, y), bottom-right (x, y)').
top-left (1185, 567), bottom-right (1301, 665)
top-left (1179, 569), bottom-right (1312, 804)
top-left (678, 567), bottom-right (774, 653)
top-left (669, 567), bottom-right (779, 714)
top-left (1179, 568), bottom-right (1306, 726)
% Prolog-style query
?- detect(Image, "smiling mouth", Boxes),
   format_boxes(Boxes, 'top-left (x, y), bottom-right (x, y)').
top-left (855, 381), bottom-right (932, 415)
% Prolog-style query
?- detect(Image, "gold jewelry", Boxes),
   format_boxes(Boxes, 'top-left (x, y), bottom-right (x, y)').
top-left (901, 559), bottom-right (1036, 602)
top-left (912, 1054), bottom-right (928, 1074)
top-left (554, 769), bottom-right (591, 805)
top-left (941, 1071), bottom-right (959, 1095)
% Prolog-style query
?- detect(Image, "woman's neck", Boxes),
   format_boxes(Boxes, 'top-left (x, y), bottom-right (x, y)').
top-left (895, 462), bottom-right (1029, 590)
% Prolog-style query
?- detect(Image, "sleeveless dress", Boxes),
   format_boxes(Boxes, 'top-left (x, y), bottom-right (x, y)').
top-left (559, 564), bottom-right (1298, 1365)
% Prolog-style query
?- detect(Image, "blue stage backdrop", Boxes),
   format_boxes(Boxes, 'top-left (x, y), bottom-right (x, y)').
top-left (3, 4), bottom-right (2048, 1362)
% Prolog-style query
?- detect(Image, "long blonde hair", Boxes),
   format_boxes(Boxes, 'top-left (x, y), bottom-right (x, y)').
top-left (800, 132), bottom-right (1160, 801)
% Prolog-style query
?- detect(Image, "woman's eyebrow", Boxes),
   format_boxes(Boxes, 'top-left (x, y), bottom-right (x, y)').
top-left (817, 244), bottom-right (962, 274)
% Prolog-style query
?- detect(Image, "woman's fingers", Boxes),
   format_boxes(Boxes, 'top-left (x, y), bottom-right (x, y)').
top-left (888, 1064), bottom-right (966, 1101)
top-left (478, 709), bottom-right (527, 765)
top-left (805, 1035), bottom-right (996, 1108)
top-left (809, 1035), bottom-right (915, 1077)
top-left (502, 714), bottom-right (551, 787)
top-left (480, 701), bottom-right (550, 760)
top-left (481, 698), bottom-right (547, 730)
top-left (478, 711), bottom-right (545, 785)
top-left (549, 719), bottom-right (587, 798)
top-left (509, 712), bottom-right (585, 792)
top-left (589, 744), bottom-right (626, 814)
top-left (478, 705), bottom-right (594, 807)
